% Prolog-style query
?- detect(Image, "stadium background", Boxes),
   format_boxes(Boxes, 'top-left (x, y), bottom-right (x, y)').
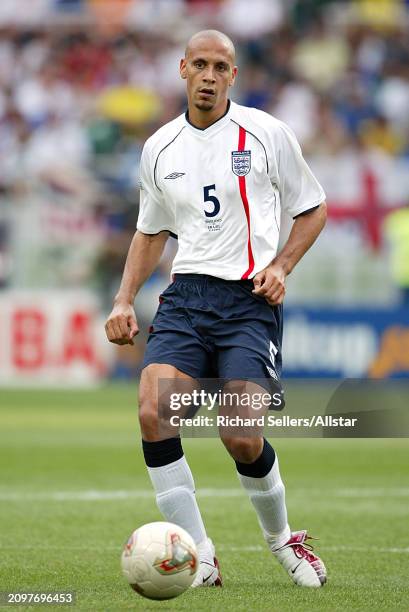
top-left (0, 1), bottom-right (408, 610)
top-left (1, 0), bottom-right (409, 384)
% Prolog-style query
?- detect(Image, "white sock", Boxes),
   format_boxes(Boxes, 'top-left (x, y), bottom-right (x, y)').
top-left (147, 456), bottom-right (214, 563)
top-left (238, 455), bottom-right (291, 550)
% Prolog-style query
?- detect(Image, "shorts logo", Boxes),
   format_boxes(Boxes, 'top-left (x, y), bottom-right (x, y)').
top-left (269, 341), bottom-right (278, 367)
top-left (267, 365), bottom-right (278, 381)
top-left (231, 150), bottom-right (251, 176)
top-left (267, 341), bottom-right (278, 380)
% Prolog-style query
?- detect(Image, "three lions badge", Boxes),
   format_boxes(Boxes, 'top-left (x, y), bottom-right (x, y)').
top-left (231, 150), bottom-right (251, 176)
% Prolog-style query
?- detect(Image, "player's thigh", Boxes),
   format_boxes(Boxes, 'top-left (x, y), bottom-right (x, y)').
top-left (139, 363), bottom-right (195, 406)
top-left (142, 279), bottom-right (211, 379)
top-left (139, 363), bottom-right (197, 441)
top-left (217, 343), bottom-right (283, 398)
top-left (213, 293), bottom-right (283, 383)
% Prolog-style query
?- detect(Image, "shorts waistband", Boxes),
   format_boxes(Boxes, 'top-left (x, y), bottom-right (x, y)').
top-left (173, 273), bottom-right (253, 287)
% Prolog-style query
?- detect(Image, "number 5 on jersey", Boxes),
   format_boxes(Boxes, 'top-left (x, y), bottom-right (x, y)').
top-left (203, 184), bottom-right (220, 218)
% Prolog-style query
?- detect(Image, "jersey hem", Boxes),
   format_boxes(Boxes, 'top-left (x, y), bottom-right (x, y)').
top-left (171, 268), bottom-right (257, 281)
top-left (290, 196), bottom-right (326, 219)
top-left (137, 225), bottom-right (176, 235)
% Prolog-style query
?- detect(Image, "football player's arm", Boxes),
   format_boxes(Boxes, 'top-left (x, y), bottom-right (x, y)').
top-left (105, 230), bottom-right (169, 345)
top-left (253, 203), bottom-right (326, 305)
top-left (254, 120), bottom-right (326, 305)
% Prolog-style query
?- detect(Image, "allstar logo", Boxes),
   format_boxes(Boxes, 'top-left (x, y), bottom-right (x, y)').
top-left (164, 172), bottom-right (186, 179)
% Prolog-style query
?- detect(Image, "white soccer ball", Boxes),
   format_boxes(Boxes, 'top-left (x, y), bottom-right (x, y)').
top-left (121, 521), bottom-right (198, 600)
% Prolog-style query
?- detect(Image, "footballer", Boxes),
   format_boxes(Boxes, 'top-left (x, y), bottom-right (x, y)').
top-left (105, 30), bottom-right (327, 588)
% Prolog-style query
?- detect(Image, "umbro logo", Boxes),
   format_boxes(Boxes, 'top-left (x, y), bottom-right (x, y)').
top-left (164, 172), bottom-right (186, 179)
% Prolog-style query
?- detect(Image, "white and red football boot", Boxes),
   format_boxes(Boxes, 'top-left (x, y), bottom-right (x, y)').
top-left (191, 539), bottom-right (222, 588)
top-left (272, 530), bottom-right (327, 587)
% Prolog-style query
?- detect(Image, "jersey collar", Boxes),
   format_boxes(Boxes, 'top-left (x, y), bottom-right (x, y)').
top-left (185, 100), bottom-right (231, 136)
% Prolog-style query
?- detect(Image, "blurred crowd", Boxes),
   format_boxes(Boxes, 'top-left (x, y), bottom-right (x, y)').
top-left (1, 0), bottom-right (409, 306)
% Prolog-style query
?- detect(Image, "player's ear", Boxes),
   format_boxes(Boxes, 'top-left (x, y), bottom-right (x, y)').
top-left (229, 66), bottom-right (238, 87)
top-left (180, 58), bottom-right (187, 80)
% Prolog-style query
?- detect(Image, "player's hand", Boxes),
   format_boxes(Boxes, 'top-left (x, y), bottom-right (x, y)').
top-left (105, 302), bottom-right (139, 345)
top-left (252, 262), bottom-right (286, 305)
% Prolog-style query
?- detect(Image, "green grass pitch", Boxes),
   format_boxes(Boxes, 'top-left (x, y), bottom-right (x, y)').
top-left (0, 386), bottom-right (408, 611)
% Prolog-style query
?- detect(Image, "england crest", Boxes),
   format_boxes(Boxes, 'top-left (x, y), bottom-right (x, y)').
top-left (231, 150), bottom-right (251, 176)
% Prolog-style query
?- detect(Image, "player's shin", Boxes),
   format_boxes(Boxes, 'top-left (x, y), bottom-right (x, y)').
top-left (142, 437), bottom-right (214, 564)
top-left (235, 438), bottom-right (291, 550)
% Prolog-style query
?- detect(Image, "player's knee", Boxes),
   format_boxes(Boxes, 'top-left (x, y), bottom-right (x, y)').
top-left (138, 401), bottom-right (160, 441)
top-left (221, 436), bottom-right (261, 463)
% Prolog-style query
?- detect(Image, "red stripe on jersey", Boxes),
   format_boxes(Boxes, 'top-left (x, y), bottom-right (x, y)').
top-left (237, 126), bottom-right (255, 279)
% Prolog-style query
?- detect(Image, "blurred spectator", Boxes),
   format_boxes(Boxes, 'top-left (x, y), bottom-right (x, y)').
top-left (353, 0), bottom-right (406, 29)
top-left (290, 0), bottom-right (336, 31)
top-left (219, 0), bottom-right (284, 38)
top-left (359, 114), bottom-right (405, 155)
top-left (375, 66), bottom-right (409, 132)
top-left (22, 112), bottom-right (90, 179)
top-left (384, 206), bottom-right (409, 305)
top-left (333, 71), bottom-right (376, 136)
top-left (272, 80), bottom-right (319, 145)
top-left (240, 64), bottom-right (272, 111)
top-left (55, 0), bottom-right (84, 10)
top-left (291, 19), bottom-right (350, 90)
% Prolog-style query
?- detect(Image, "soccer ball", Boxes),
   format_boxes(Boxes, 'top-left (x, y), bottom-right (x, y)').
top-left (121, 521), bottom-right (198, 600)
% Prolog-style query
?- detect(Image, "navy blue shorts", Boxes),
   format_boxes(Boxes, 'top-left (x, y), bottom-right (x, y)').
top-left (142, 274), bottom-right (283, 393)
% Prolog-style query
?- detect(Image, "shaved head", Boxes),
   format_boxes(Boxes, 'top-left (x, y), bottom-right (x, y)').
top-left (185, 30), bottom-right (236, 63)
top-left (181, 29), bottom-right (237, 129)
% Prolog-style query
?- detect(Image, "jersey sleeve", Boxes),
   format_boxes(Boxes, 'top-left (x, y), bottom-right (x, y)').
top-left (273, 122), bottom-right (325, 218)
top-left (137, 143), bottom-right (176, 235)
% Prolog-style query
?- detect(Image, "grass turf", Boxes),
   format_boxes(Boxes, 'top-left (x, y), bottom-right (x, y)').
top-left (0, 385), bottom-right (408, 611)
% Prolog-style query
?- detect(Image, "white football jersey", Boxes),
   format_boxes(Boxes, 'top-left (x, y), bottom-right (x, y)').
top-left (137, 101), bottom-right (325, 280)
